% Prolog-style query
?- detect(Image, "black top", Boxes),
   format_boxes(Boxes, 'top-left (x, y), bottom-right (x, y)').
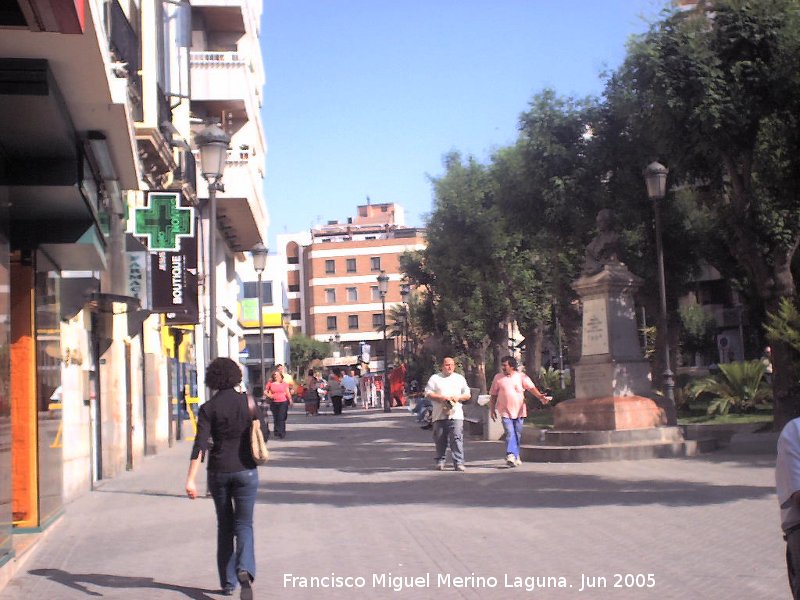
top-left (190, 388), bottom-right (269, 472)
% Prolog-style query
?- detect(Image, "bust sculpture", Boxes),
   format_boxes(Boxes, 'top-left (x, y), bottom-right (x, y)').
top-left (581, 208), bottom-right (623, 275)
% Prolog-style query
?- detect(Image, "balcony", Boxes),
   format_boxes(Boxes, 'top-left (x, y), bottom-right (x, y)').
top-left (195, 148), bottom-right (266, 253)
top-left (190, 51), bottom-right (263, 125)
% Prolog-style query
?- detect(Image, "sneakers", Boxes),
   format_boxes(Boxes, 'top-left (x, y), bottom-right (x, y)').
top-left (506, 453), bottom-right (517, 467)
top-left (455, 464), bottom-right (466, 472)
top-left (435, 462), bottom-right (445, 471)
top-left (237, 570), bottom-right (253, 600)
top-left (515, 456), bottom-right (522, 466)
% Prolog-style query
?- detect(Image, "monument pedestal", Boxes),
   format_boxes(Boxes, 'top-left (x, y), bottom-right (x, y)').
top-left (554, 395), bottom-right (665, 431)
top-left (521, 261), bottom-right (694, 462)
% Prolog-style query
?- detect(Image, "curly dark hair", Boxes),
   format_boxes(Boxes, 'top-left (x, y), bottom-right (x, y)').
top-left (205, 357), bottom-right (242, 390)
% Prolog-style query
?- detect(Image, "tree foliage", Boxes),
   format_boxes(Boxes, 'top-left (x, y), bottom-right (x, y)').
top-left (288, 334), bottom-right (329, 378)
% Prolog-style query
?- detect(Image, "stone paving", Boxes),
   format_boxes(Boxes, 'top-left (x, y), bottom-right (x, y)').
top-left (0, 406), bottom-right (787, 599)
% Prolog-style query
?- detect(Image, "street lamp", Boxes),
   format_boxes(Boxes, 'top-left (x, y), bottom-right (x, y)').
top-left (644, 161), bottom-right (676, 424)
top-left (553, 299), bottom-right (565, 390)
top-left (399, 282), bottom-right (410, 362)
top-left (196, 122), bottom-right (231, 360)
top-left (377, 270), bottom-right (391, 413)
top-left (251, 242), bottom-right (268, 389)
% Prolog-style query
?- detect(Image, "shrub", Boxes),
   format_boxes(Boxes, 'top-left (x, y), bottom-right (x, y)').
top-left (687, 360), bottom-right (772, 416)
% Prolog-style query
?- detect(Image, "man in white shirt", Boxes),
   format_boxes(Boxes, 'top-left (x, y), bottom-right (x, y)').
top-left (777, 417), bottom-right (800, 599)
top-left (424, 357), bottom-right (472, 472)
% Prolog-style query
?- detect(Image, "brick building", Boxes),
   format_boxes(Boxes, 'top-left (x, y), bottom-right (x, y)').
top-left (277, 202), bottom-right (424, 373)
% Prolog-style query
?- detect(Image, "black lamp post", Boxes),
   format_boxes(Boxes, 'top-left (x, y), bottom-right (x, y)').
top-left (196, 123), bottom-right (231, 360)
top-left (400, 282), bottom-right (410, 362)
top-left (251, 242), bottom-right (268, 388)
top-left (377, 270), bottom-right (390, 412)
top-left (644, 161), bottom-right (676, 424)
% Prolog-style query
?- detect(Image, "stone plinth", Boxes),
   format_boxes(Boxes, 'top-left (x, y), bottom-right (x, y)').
top-left (554, 396), bottom-right (666, 431)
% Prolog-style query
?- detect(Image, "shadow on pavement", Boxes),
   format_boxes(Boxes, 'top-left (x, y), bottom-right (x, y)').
top-left (28, 569), bottom-right (218, 599)
top-left (260, 410), bottom-right (776, 510)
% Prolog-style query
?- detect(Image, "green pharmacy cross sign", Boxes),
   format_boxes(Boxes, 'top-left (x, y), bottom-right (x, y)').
top-left (135, 192), bottom-right (195, 251)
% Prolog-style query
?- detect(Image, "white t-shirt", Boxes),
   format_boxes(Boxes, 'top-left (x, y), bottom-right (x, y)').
top-left (777, 417), bottom-right (800, 530)
top-left (425, 372), bottom-right (471, 421)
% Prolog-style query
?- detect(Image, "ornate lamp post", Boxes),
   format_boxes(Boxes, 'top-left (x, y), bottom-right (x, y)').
top-left (251, 242), bottom-right (268, 388)
top-left (196, 123), bottom-right (231, 360)
top-left (377, 270), bottom-right (391, 413)
top-left (399, 282), bottom-right (410, 362)
top-left (644, 161), bottom-right (676, 424)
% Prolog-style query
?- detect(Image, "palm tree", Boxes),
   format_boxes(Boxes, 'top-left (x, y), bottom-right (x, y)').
top-left (688, 360), bottom-right (772, 416)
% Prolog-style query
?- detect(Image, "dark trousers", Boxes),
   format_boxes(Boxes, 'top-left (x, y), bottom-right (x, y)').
top-left (331, 395), bottom-right (343, 415)
top-left (271, 401), bottom-right (289, 437)
top-left (208, 469), bottom-right (258, 590)
top-left (787, 528), bottom-right (800, 599)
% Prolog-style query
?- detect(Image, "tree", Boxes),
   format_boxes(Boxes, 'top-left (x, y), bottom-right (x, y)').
top-left (605, 0), bottom-right (800, 426)
top-left (491, 91), bottom-right (599, 374)
top-left (288, 334), bottom-right (329, 378)
top-left (405, 152), bottom-right (514, 392)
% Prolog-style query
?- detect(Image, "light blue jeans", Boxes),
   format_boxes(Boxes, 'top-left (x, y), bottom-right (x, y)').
top-left (502, 417), bottom-right (524, 459)
top-left (433, 419), bottom-right (464, 466)
top-left (208, 468), bottom-right (259, 590)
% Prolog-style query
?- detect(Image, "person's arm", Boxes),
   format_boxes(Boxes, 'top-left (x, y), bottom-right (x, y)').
top-left (523, 375), bottom-right (551, 403)
top-left (186, 404), bottom-right (210, 499)
top-left (424, 377), bottom-right (447, 403)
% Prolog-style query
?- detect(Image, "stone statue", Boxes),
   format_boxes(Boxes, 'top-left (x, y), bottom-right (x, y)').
top-left (582, 209), bottom-right (622, 275)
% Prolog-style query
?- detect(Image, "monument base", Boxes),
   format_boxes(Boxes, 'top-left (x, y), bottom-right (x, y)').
top-left (554, 395), bottom-right (666, 431)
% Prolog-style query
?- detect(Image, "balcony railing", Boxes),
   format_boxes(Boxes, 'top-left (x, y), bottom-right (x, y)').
top-left (105, 0), bottom-right (142, 120)
top-left (190, 51), bottom-right (246, 66)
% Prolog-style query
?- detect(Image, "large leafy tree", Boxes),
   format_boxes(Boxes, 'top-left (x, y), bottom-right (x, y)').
top-left (490, 91), bottom-right (601, 374)
top-left (611, 0), bottom-right (800, 426)
top-left (405, 152), bottom-right (514, 391)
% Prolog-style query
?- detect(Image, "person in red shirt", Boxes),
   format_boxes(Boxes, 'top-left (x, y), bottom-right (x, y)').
top-left (266, 370), bottom-right (293, 438)
top-left (389, 362), bottom-right (407, 407)
top-left (489, 356), bottom-right (551, 468)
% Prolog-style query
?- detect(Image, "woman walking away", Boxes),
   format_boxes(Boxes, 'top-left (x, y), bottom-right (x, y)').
top-left (185, 357), bottom-right (268, 599)
top-left (303, 369), bottom-right (319, 416)
top-left (328, 367), bottom-right (344, 415)
top-left (266, 369), bottom-right (292, 438)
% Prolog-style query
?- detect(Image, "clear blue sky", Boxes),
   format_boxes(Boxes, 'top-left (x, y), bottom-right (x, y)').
top-left (261, 0), bottom-right (665, 248)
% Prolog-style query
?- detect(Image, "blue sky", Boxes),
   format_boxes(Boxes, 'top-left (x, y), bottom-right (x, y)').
top-left (261, 0), bottom-right (665, 248)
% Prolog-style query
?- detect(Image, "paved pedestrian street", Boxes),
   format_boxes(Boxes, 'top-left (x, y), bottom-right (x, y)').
top-left (0, 408), bottom-right (787, 599)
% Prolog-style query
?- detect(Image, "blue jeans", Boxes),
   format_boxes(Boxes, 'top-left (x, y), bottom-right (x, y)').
top-left (208, 469), bottom-right (259, 589)
top-left (433, 419), bottom-right (464, 466)
top-left (502, 417), bottom-right (524, 459)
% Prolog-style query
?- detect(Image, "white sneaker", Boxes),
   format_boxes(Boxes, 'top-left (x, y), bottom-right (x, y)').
top-left (506, 453), bottom-right (516, 467)
top-left (515, 456), bottom-right (522, 466)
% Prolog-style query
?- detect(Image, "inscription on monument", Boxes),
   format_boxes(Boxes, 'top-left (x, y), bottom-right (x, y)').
top-left (576, 363), bottom-right (612, 399)
top-left (582, 297), bottom-right (609, 356)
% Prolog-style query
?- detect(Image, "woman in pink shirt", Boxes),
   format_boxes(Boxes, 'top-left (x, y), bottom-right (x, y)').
top-left (266, 370), bottom-right (293, 439)
top-left (489, 356), bottom-right (550, 467)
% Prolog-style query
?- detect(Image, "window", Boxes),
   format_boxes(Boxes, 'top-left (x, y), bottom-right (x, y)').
top-left (327, 316), bottom-right (337, 331)
top-left (325, 288), bottom-right (336, 303)
top-left (348, 315), bottom-right (359, 329)
top-left (245, 333), bottom-right (275, 361)
top-left (243, 281), bottom-right (273, 305)
top-left (346, 287), bottom-right (357, 302)
top-left (370, 286), bottom-right (380, 301)
top-left (325, 259), bottom-right (335, 274)
top-left (287, 256), bottom-right (299, 265)
top-left (290, 312), bottom-right (301, 321)
top-left (346, 258), bottom-right (356, 272)
top-left (370, 256), bottom-right (381, 271)
top-left (288, 284), bottom-right (300, 293)
top-left (372, 313), bottom-right (384, 328)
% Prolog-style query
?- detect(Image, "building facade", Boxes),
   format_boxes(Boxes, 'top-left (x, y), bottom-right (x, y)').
top-left (0, 0), bottom-right (269, 585)
top-left (277, 203), bottom-right (425, 374)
